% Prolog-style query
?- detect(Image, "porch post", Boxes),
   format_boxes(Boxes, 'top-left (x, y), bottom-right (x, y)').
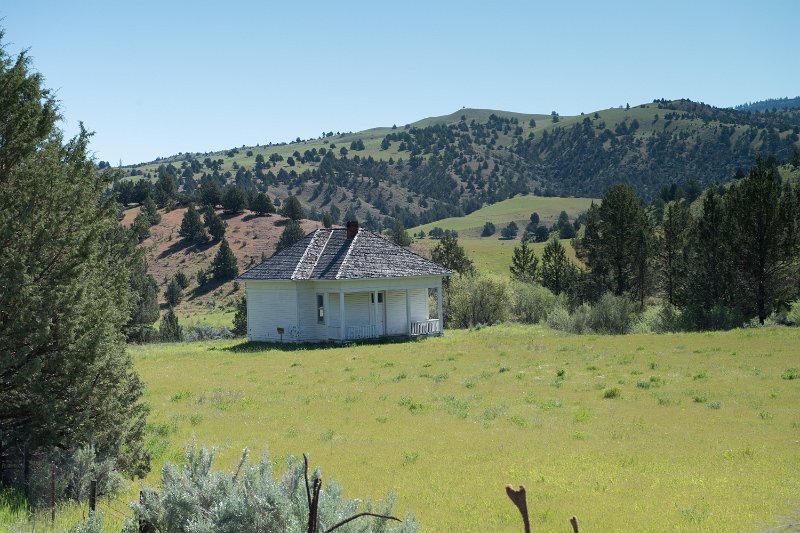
top-left (339, 288), bottom-right (345, 340)
top-left (437, 280), bottom-right (444, 334)
top-left (405, 288), bottom-right (411, 335)
top-left (372, 291), bottom-right (379, 336)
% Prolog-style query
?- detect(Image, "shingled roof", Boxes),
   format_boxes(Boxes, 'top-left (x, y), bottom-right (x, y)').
top-left (239, 228), bottom-right (452, 281)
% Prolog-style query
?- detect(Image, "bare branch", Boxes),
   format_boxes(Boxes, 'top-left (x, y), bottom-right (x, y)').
top-left (324, 512), bottom-right (401, 532)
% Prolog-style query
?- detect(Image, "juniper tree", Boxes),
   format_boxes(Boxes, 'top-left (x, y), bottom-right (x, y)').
top-left (390, 219), bottom-right (412, 246)
top-left (211, 239), bottom-right (239, 281)
top-left (509, 233), bottom-right (539, 283)
top-left (250, 192), bottom-right (275, 216)
top-left (275, 220), bottom-right (306, 253)
top-left (204, 209), bottom-right (227, 241)
top-left (0, 35), bottom-right (149, 486)
top-left (431, 232), bottom-right (473, 275)
top-left (164, 278), bottom-right (183, 307)
top-left (281, 194), bottom-right (305, 221)
top-left (179, 204), bottom-right (208, 245)
top-left (222, 185), bottom-right (247, 214)
top-left (125, 252), bottom-right (160, 342)
top-left (232, 296), bottom-right (247, 336)
top-left (141, 194), bottom-right (161, 225)
top-left (159, 309), bottom-right (182, 342)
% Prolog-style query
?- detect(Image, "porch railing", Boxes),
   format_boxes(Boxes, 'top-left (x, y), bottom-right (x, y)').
top-left (346, 324), bottom-right (381, 340)
top-left (411, 319), bottom-right (441, 336)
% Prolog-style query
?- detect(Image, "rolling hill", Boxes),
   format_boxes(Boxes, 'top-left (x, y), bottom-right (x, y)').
top-left (118, 99), bottom-right (800, 234)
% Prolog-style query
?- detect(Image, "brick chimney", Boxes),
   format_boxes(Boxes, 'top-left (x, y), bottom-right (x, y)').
top-left (346, 220), bottom-right (359, 239)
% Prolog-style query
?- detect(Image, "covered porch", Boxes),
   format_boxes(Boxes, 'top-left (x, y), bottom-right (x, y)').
top-left (322, 284), bottom-right (443, 341)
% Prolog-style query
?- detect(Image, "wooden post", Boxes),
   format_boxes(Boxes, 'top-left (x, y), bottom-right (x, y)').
top-left (89, 479), bottom-right (97, 513)
top-left (139, 491), bottom-right (146, 533)
top-left (405, 288), bottom-right (411, 335)
top-left (339, 288), bottom-right (345, 340)
top-left (437, 281), bottom-right (444, 334)
top-left (50, 463), bottom-right (56, 524)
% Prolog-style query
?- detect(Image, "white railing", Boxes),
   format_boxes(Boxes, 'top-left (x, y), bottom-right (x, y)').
top-left (346, 324), bottom-right (381, 340)
top-left (411, 319), bottom-right (441, 336)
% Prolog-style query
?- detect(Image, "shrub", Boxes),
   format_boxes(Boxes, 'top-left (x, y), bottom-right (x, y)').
top-left (603, 387), bottom-right (621, 399)
top-left (546, 304), bottom-right (572, 332)
top-left (233, 296), bottom-right (247, 336)
top-left (183, 325), bottom-right (233, 342)
top-left (570, 303), bottom-right (593, 334)
top-left (589, 292), bottom-right (634, 334)
top-left (511, 282), bottom-right (558, 324)
top-left (124, 444), bottom-right (417, 533)
top-left (448, 273), bottom-right (510, 328)
top-left (787, 300), bottom-right (800, 325)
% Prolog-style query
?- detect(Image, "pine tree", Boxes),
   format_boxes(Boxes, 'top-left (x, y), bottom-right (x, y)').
top-left (657, 201), bottom-right (691, 305)
top-left (725, 158), bottom-right (799, 323)
top-left (431, 232), bottom-right (473, 275)
top-left (0, 38), bottom-right (149, 484)
top-left (540, 237), bottom-right (575, 295)
top-left (509, 233), bottom-right (539, 283)
top-left (281, 195), bottom-right (305, 221)
top-left (199, 180), bottom-right (222, 208)
top-left (578, 185), bottom-right (653, 296)
top-left (204, 209), bottom-right (227, 241)
top-left (179, 204), bottom-right (208, 245)
top-left (321, 211), bottom-right (333, 228)
top-left (275, 220), bottom-right (306, 253)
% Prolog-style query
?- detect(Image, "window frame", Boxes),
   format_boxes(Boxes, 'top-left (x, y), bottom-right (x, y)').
top-left (316, 293), bottom-right (325, 324)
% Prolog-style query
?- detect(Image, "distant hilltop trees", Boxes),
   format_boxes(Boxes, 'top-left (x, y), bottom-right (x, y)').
top-left (734, 96), bottom-right (800, 112)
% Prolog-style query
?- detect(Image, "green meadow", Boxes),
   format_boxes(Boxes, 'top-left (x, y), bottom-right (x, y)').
top-left (4, 325), bottom-right (800, 531)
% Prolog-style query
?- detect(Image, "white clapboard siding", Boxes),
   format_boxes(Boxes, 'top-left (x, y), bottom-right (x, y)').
top-left (409, 288), bottom-right (429, 322)
top-left (246, 282), bottom-right (298, 341)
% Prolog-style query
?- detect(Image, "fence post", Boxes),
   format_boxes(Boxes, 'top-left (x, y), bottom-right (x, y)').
top-left (50, 463), bottom-right (56, 524)
top-left (89, 479), bottom-right (97, 513)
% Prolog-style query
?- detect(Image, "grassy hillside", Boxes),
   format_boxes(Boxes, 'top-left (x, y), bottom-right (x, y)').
top-left (7, 325), bottom-right (797, 531)
top-left (408, 195), bottom-right (592, 277)
top-left (117, 100), bottom-right (800, 239)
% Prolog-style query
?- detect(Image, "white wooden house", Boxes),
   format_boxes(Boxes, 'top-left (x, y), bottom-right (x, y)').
top-left (238, 222), bottom-right (452, 342)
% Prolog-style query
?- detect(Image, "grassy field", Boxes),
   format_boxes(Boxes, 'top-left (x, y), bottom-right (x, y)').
top-left (408, 195), bottom-right (592, 277)
top-left (411, 195), bottom-right (596, 238)
top-left (8, 325), bottom-right (797, 532)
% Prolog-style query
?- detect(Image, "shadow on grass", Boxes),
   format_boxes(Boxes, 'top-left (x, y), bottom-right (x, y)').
top-left (222, 335), bottom-right (429, 354)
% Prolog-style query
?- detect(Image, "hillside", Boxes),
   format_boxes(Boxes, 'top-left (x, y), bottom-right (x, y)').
top-left (734, 96), bottom-right (800, 112)
top-left (121, 207), bottom-right (321, 318)
top-left (117, 100), bottom-right (800, 233)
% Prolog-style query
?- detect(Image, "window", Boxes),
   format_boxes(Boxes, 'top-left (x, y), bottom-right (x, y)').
top-left (317, 294), bottom-right (325, 324)
top-left (370, 292), bottom-right (384, 304)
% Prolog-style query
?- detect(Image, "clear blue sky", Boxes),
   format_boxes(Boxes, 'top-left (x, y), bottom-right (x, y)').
top-left (2, 1), bottom-right (798, 165)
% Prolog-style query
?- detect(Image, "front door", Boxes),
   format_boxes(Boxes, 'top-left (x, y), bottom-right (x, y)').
top-left (371, 291), bottom-right (385, 336)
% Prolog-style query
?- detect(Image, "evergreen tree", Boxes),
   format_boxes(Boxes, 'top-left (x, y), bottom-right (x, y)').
top-left (232, 296), bottom-right (247, 336)
top-left (683, 189), bottom-right (736, 328)
top-left (204, 209), bottom-right (227, 241)
top-left (540, 237), bottom-right (575, 295)
top-left (221, 185), bottom-right (247, 214)
top-left (578, 185), bottom-right (653, 296)
top-left (174, 270), bottom-right (190, 289)
top-left (179, 204), bottom-right (208, 245)
top-left (0, 39), bottom-right (149, 485)
top-left (275, 220), bottom-right (306, 253)
top-left (159, 309), bottom-right (182, 342)
top-left (141, 194), bottom-right (161, 225)
top-left (154, 172), bottom-right (178, 208)
top-left (199, 180), bottom-right (222, 208)
top-left (131, 210), bottom-right (151, 242)
top-left (500, 221), bottom-right (519, 239)
top-left (321, 211), bottom-right (333, 228)
top-left (125, 252), bottom-right (160, 342)
top-left (211, 239), bottom-right (239, 281)
top-left (725, 158), bottom-right (799, 323)
top-left (250, 192), bottom-right (275, 216)
top-left (481, 221), bottom-right (496, 237)
top-left (164, 277), bottom-right (182, 307)
top-left (390, 219), bottom-right (412, 246)
top-left (509, 232), bottom-right (539, 283)
top-left (657, 201), bottom-right (691, 305)
top-left (281, 195), bottom-right (305, 221)
top-left (431, 232), bottom-right (473, 275)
